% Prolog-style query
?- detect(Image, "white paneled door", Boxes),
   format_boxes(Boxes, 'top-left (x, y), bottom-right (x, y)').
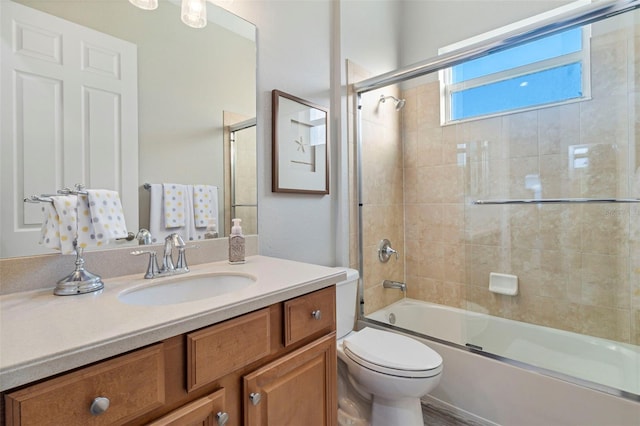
top-left (1, 1), bottom-right (138, 258)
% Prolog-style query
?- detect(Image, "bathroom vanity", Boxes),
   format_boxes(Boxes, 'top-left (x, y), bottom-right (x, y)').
top-left (0, 256), bottom-right (344, 425)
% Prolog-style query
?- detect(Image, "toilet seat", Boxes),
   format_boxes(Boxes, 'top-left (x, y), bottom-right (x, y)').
top-left (342, 328), bottom-right (442, 378)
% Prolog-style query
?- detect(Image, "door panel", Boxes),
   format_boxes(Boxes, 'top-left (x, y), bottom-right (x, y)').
top-left (1, 0), bottom-right (138, 257)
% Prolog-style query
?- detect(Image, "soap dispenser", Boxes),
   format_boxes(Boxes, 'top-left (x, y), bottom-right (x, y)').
top-left (204, 219), bottom-right (219, 239)
top-left (229, 218), bottom-right (245, 264)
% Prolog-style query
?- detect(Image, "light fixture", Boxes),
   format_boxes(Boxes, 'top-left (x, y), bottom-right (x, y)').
top-left (181, 0), bottom-right (207, 29)
top-left (129, 0), bottom-right (208, 29)
top-left (128, 0), bottom-right (158, 11)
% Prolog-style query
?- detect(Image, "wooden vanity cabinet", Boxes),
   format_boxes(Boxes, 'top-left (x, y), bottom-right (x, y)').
top-left (2, 286), bottom-right (337, 426)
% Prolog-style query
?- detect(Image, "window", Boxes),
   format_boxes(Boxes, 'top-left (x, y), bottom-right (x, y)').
top-left (440, 8), bottom-right (591, 124)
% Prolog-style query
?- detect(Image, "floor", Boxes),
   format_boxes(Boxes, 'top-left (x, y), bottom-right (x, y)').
top-left (422, 400), bottom-right (492, 426)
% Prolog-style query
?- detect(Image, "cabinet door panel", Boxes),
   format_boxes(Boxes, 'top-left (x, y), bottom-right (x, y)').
top-left (243, 333), bottom-right (336, 426)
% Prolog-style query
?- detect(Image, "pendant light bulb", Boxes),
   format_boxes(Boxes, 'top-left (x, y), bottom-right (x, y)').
top-left (181, 0), bottom-right (207, 29)
top-left (128, 0), bottom-right (158, 11)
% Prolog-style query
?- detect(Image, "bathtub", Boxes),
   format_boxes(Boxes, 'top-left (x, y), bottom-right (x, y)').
top-left (366, 298), bottom-right (640, 397)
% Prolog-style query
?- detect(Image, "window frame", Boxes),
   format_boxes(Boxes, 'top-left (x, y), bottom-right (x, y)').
top-left (439, 8), bottom-right (592, 125)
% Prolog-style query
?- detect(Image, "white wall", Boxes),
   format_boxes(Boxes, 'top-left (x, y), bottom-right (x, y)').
top-left (400, 0), bottom-right (574, 65)
top-left (340, 0), bottom-right (402, 76)
top-left (221, 0), bottom-right (337, 266)
top-left (220, 0), bottom-right (404, 267)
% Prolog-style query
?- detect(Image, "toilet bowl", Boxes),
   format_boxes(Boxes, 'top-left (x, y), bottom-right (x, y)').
top-left (335, 268), bottom-right (443, 426)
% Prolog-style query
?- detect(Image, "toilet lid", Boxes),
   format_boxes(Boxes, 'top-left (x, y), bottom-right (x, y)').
top-left (342, 328), bottom-right (442, 377)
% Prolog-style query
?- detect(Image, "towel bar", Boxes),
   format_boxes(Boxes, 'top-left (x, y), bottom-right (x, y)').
top-left (24, 184), bottom-right (89, 203)
top-left (472, 198), bottom-right (640, 205)
top-left (23, 195), bottom-right (54, 204)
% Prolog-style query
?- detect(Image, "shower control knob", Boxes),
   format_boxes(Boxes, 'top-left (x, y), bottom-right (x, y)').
top-left (378, 239), bottom-right (399, 263)
top-left (311, 310), bottom-right (322, 320)
top-left (249, 392), bottom-right (261, 406)
top-left (89, 396), bottom-right (110, 416)
top-left (216, 411), bottom-right (230, 425)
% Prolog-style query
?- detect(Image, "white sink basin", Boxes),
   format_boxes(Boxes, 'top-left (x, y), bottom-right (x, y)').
top-left (118, 272), bottom-right (257, 306)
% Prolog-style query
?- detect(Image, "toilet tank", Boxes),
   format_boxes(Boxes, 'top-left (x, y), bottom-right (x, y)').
top-left (334, 267), bottom-right (360, 339)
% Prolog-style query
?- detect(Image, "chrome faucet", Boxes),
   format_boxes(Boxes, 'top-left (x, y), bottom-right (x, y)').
top-left (383, 280), bottom-right (406, 296)
top-left (162, 233), bottom-right (187, 274)
top-left (136, 228), bottom-right (152, 245)
top-left (131, 233), bottom-right (191, 279)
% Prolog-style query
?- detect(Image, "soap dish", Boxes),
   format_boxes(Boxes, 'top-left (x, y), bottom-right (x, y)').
top-left (489, 272), bottom-right (518, 296)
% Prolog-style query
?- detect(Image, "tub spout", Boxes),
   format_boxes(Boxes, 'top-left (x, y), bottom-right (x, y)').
top-left (383, 280), bottom-right (406, 295)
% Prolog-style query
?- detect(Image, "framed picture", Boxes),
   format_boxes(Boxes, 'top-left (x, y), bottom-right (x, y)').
top-left (272, 90), bottom-right (329, 194)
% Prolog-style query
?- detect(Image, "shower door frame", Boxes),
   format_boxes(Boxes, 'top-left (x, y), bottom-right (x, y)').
top-left (229, 117), bottom-right (257, 233)
top-left (353, 0), bottom-right (640, 401)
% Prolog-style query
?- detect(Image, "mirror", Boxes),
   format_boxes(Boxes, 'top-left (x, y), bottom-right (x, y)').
top-left (0, 0), bottom-right (257, 258)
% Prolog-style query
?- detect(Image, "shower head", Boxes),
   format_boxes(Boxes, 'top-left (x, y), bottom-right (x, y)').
top-left (379, 94), bottom-right (406, 111)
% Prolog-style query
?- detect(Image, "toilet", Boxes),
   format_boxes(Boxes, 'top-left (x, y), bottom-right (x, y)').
top-left (335, 268), bottom-right (443, 426)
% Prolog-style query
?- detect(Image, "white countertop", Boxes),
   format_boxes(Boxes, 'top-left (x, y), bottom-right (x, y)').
top-left (0, 255), bottom-right (346, 392)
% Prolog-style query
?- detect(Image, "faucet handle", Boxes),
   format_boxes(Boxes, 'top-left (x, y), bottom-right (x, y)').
top-left (165, 232), bottom-right (185, 247)
top-left (175, 244), bottom-right (198, 271)
top-left (378, 239), bottom-right (399, 263)
top-left (174, 233), bottom-right (186, 248)
top-left (131, 250), bottom-right (160, 279)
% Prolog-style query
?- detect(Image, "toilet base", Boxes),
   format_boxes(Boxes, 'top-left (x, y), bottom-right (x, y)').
top-left (371, 395), bottom-right (423, 426)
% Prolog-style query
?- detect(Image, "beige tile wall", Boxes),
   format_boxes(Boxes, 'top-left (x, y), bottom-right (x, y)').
top-left (402, 26), bottom-right (639, 345)
top-left (350, 24), bottom-right (640, 345)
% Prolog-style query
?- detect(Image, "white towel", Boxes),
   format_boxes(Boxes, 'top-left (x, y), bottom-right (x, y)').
top-left (86, 189), bottom-right (128, 242)
top-left (163, 183), bottom-right (187, 228)
top-left (76, 194), bottom-right (94, 249)
top-left (148, 184), bottom-right (184, 243)
top-left (37, 190), bottom-right (126, 253)
top-left (181, 185), bottom-right (208, 241)
top-left (193, 185), bottom-right (218, 228)
top-left (39, 202), bottom-right (61, 251)
top-left (148, 184), bottom-right (164, 243)
top-left (51, 195), bottom-right (77, 254)
top-left (49, 195), bottom-right (78, 254)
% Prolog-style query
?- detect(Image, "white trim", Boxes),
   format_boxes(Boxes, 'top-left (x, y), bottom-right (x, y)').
top-left (438, 0), bottom-right (592, 55)
top-left (447, 52), bottom-right (583, 93)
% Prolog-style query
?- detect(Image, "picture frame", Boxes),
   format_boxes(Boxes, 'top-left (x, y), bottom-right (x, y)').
top-left (272, 90), bottom-right (329, 194)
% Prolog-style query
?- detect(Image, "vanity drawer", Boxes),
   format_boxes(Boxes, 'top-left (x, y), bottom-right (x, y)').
top-left (187, 308), bottom-right (271, 392)
top-left (147, 388), bottom-right (226, 426)
top-left (284, 285), bottom-right (336, 346)
top-left (4, 344), bottom-right (165, 426)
